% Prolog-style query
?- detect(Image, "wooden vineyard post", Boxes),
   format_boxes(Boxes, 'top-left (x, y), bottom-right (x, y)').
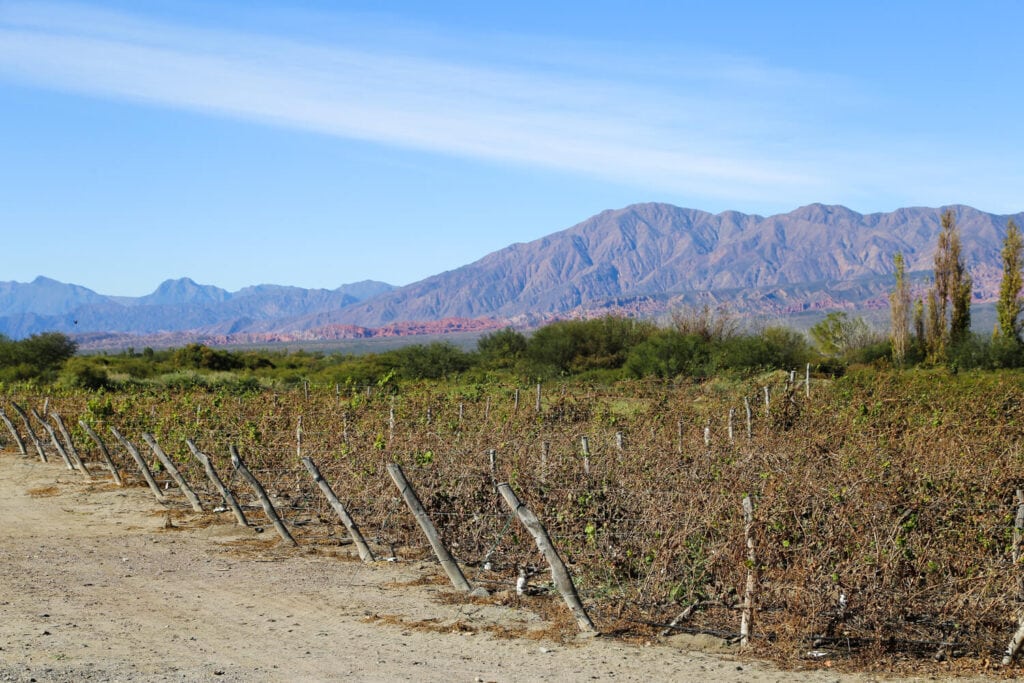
top-left (703, 420), bottom-right (711, 447)
top-left (805, 363), bottom-right (811, 398)
top-left (535, 383), bottom-right (542, 413)
top-left (141, 433), bottom-right (203, 512)
top-left (387, 463), bottom-right (472, 593)
top-left (541, 441), bottom-right (550, 482)
top-left (763, 385), bottom-right (770, 414)
top-left (677, 418), bottom-right (684, 454)
top-left (728, 408), bottom-right (735, 442)
top-left (302, 457), bottom-right (374, 562)
top-left (11, 402), bottom-right (47, 462)
top-left (458, 403), bottom-right (464, 425)
top-left (1014, 489), bottom-right (1024, 566)
top-left (186, 439), bottom-right (247, 526)
top-left (740, 495), bottom-right (757, 648)
top-left (581, 436), bottom-right (590, 476)
top-left (35, 409), bottom-right (78, 472)
top-left (110, 428), bottom-right (166, 503)
top-left (615, 431), bottom-right (624, 453)
top-left (296, 416), bottom-right (304, 458)
top-left (488, 449), bottom-right (497, 479)
top-left (0, 406), bottom-right (26, 455)
top-left (744, 397), bottom-right (752, 440)
top-left (51, 411), bottom-right (90, 474)
top-left (1004, 614), bottom-right (1024, 666)
top-left (1007, 489), bottom-right (1024, 666)
top-left (231, 445), bottom-right (297, 547)
top-left (79, 420), bottom-right (122, 485)
top-left (496, 482), bottom-right (597, 633)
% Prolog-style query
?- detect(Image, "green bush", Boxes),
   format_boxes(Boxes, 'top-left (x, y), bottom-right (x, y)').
top-left (525, 316), bottom-right (656, 377)
top-left (625, 331), bottom-right (711, 378)
top-left (476, 327), bottom-right (527, 369)
top-left (59, 357), bottom-right (112, 390)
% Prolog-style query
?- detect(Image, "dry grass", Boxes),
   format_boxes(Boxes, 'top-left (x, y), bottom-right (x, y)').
top-left (26, 485), bottom-right (60, 497)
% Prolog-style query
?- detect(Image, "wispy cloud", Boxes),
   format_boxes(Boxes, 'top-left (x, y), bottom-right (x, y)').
top-left (0, 2), bottom-right (840, 202)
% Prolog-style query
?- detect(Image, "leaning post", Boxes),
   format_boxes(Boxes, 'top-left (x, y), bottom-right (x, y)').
top-left (496, 482), bottom-right (597, 633)
top-left (302, 457), bottom-right (374, 562)
top-left (387, 463), bottom-right (471, 592)
top-left (142, 433), bottom-right (203, 512)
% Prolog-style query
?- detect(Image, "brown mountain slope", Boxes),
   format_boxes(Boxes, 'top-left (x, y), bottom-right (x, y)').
top-left (297, 202), bottom-right (1020, 328)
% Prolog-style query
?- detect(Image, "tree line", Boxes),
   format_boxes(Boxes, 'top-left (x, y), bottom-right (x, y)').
top-left (888, 210), bottom-right (1024, 369)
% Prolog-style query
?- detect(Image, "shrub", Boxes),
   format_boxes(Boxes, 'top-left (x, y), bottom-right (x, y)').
top-left (624, 331), bottom-right (711, 378)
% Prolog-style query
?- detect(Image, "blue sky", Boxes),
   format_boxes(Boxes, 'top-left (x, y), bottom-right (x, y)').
top-left (2, 1), bottom-right (1022, 296)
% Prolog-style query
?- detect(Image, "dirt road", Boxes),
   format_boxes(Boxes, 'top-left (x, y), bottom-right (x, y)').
top-left (0, 451), bottom-right (974, 682)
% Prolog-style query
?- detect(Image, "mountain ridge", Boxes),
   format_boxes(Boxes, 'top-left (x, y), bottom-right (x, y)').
top-left (321, 202), bottom-right (1018, 328)
top-left (4, 202), bottom-right (1021, 347)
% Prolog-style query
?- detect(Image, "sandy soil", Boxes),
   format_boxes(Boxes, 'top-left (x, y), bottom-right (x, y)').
top-left (0, 451), bottom-right (984, 682)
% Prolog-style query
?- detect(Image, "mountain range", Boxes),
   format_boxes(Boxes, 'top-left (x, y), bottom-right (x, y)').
top-left (4, 202), bottom-right (1021, 349)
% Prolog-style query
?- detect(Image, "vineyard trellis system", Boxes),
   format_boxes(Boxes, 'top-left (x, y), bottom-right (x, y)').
top-left (5, 368), bottom-right (1024, 670)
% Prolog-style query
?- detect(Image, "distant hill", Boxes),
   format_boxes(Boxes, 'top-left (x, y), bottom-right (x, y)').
top-left (5, 203), bottom-right (1022, 348)
top-left (0, 277), bottom-right (395, 339)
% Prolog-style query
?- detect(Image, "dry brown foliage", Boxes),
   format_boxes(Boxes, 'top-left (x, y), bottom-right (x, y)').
top-left (9, 366), bottom-right (1024, 672)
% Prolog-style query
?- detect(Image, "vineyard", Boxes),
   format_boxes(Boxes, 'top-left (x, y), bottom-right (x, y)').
top-left (5, 367), bottom-right (1024, 672)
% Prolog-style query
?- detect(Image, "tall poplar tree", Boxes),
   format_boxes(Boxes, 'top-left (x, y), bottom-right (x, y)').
top-left (889, 252), bottom-right (910, 365)
top-left (997, 219), bottom-right (1023, 342)
top-left (925, 209), bottom-right (971, 360)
